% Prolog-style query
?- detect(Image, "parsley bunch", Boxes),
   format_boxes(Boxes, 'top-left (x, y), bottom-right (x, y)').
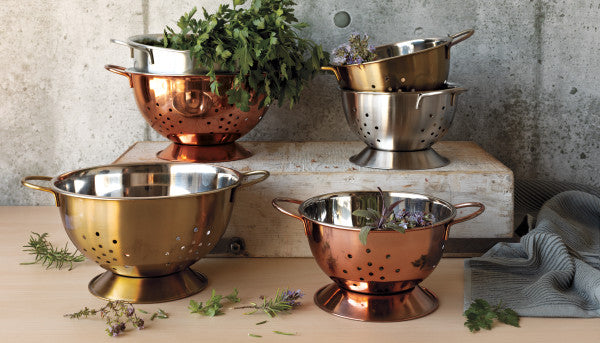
top-left (162, 0), bottom-right (329, 111)
top-left (464, 299), bottom-right (520, 332)
top-left (189, 289), bottom-right (241, 317)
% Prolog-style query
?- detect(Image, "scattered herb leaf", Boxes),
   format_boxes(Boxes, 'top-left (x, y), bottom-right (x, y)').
top-left (189, 289), bottom-right (241, 317)
top-left (255, 320), bottom-right (267, 325)
top-left (137, 309), bottom-right (149, 314)
top-left (464, 299), bottom-right (520, 332)
top-left (248, 333), bottom-right (262, 338)
top-left (65, 300), bottom-right (145, 337)
top-left (21, 232), bottom-right (85, 270)
top-left (273, 330), bottom-right (296, 336)
top-left (235, 289), bottom-right (303, 317)
top-left (150, 309), bottom-right (169, 320)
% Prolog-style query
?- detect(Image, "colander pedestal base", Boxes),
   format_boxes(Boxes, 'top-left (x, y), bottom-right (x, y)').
top-left (157, 142), bottom-right (253, 162)
top-left (88, 268), bottom-right (208, 304)
top-left (314, 283), bottom-right (438, 322)
top-left (349, 147), bottom-right (449, 170)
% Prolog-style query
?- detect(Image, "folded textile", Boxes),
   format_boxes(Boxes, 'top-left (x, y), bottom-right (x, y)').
top-left (464, 191), bottom-right (600, 317)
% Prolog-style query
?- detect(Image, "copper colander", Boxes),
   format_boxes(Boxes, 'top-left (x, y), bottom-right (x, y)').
top-left (273, 191), bottom-right (484, 321)
top-left (105, 65), bottom-right (268, 162)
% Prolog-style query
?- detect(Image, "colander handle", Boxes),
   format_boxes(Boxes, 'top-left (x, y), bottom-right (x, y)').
top-left (414, 86), bottom-right (468, 109)
top-left (104, 65), bottom-right (133, 88)
top-left (444, 202), bottom-right (485, 239)
top-left (110, 38), bottom-right (155, 64)
top-left (21, 176), bottom-right (60, 207)
top-left (272, 198), bottom-right (303, 221)
top-left (448, 29), bottom-right (474, 48)
top-left (239, 170), bottom-right (270, 188)
top-left (321, 66), bottom-right (342, 81)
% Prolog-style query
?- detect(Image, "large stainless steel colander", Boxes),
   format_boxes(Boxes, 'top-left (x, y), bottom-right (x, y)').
top-left (341, 85), bottom-right (467, 170)
top-left (22, 163), bottom-right (269, 303)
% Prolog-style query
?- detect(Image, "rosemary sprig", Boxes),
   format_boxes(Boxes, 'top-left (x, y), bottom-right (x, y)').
top-left (21, 232), bottom-right (85, 270)
top-left (65, 300), bottom-right (145, 337)
top-left (234, 289), bottom-right (303, 317)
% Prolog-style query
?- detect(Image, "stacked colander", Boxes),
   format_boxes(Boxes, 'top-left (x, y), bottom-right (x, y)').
top-left (323, 29), bottom-right (474, 170)
top-left (107, 35), bottom-right (268, 163)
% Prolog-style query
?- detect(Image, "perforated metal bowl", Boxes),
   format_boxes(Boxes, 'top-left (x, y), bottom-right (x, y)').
top-left (22, 163), bottom-right (269, 303)
top-left (341, 85), bottom-right (466, 152)
top-left (273, 191), bottom-right (484, 321)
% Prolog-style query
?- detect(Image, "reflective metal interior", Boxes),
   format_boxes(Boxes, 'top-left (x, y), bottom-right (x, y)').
top-left (299, 191), bottom-right (454, 228)
top-left (374, 38), bottom-right (448, 61)
top-left (53, 163), bottom-right (240, 198)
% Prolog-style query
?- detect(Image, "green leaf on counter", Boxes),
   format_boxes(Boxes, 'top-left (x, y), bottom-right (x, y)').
top-left (464, 299), bottom-right (520, 332)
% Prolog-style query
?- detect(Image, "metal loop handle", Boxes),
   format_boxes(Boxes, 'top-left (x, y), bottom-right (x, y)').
top-left (321, 66), bottom-right (342, 81)
top-left (104, 65), bottom-right (133, 88)
top-left (21, 176), bottom-right (60, 207)
top-left (239, 170), bottom-right (270, 188)
top-left (451, 202), bottom-right (485, 226)
top-left (448, 29), bottom-right (475, 47)
top-left (414, 86), bottom-right (468, 109)
top-left (110, 38), bottom-right (155, 64)
top-left (272, 198), bottom-right (304, 221)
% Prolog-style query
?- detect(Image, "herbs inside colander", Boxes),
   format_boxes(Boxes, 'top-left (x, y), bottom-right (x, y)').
top-left (352, 188), bottom-right (435, 245)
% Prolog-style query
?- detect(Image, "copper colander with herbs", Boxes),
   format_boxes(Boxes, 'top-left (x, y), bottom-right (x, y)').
top-left (273, 190), bottom-right (484, 321)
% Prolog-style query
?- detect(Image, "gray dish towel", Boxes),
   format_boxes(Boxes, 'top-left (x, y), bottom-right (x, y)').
top-left (464, 190), bottom-right (600, 317)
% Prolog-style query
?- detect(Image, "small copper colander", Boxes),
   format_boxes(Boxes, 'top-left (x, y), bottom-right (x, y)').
top-left (106, 65), bottom-right (268, 162)
top-left (273, 191), bottom-right (484, 321)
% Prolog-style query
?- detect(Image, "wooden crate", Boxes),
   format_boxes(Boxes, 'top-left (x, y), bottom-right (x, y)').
top-left (115, 141), bottom-right (514, 257)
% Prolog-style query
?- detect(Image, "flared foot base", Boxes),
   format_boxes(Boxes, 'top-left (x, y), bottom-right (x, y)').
top-left (88, 268), bottom-right (207, 304)
top-left (314, 283), bottom-right (438, 322)
top-left (349, 147), bottom-right (449, 170)
top-left (157, 142), bottom-right (253, 163)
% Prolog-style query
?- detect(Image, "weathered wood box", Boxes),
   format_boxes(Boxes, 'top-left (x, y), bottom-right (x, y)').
top-left (116, 141), bottom-right (514, 257)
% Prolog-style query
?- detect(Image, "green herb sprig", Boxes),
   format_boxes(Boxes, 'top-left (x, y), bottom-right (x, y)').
top-left (234, 288), bottom-right (303, 317)
top-left (21, 232), bottom-right (85, 270)
top-left (162, 0), bottom-right (329, 112)
top-left (189, 289), bottom-right (241, 317)
top-left (352, 188), bottom-right (435, 245)
top-left (464, 299), bottom-right (520, 332)
top-left (65, 300), bottom-right (146, 337)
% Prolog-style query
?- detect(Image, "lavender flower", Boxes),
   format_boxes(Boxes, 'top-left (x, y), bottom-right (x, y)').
top-left (281, 289), bottom-right (304, 307)
top-left (331, 33), bottom-right (377, 66)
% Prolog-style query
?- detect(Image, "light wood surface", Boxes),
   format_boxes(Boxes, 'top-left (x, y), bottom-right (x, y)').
top-left (1, 206), bottom-right (597, 342)
top-left (114, 141), bottom-right (514, 257)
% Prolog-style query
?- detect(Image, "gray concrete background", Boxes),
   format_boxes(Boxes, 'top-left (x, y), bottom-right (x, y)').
top-left (2, 0), bottom-right (598, 206)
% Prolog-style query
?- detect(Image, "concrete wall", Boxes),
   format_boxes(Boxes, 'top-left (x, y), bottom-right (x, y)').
top-left (2, 0), bottom-right (598, 206)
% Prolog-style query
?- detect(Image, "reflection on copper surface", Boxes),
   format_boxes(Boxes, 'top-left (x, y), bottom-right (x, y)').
top-left (273, 192), bottom-right (484, 321)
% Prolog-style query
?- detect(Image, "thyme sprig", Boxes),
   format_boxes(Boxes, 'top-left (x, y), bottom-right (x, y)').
top-left (21, 232), bottom-right (85, 270)
top-left (65, 300), bottom-right (145, 337)
top-left (234, 288), bottom-right (303, 317)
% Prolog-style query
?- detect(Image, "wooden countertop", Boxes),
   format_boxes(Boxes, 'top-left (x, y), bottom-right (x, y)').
top-left (1, 206), bottom-right (598, 342)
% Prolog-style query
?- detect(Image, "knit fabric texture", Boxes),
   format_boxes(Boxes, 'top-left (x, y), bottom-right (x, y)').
top-left (464, 191), bottom-right (600, 317)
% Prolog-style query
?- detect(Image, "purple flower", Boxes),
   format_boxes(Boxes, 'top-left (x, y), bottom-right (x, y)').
top-left (281, 289), bottom-right (304, 307)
